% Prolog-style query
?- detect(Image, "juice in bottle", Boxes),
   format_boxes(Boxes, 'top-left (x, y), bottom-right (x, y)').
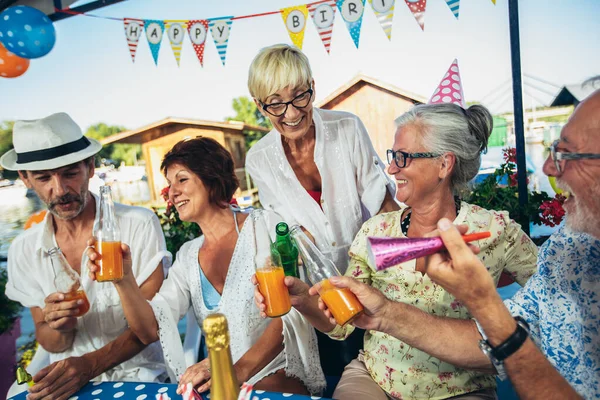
top-left (256, 266), bottom-right (291, 317)
top-left (95, 240), bottom-right (124, 282)
top-left (93, 185), bottom-right (123, 282)
top-left (318, 279), bottom-right (363, 326)
top-left (63, 290), bottom-right (91, 317)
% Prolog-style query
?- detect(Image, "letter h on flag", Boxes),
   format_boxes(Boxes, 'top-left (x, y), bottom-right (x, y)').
top-left (123, 18), bottom-right (144, 63)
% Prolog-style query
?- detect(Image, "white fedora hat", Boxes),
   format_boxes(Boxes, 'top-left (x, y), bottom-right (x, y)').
top-left (0, 112), bottom-right (102, 171)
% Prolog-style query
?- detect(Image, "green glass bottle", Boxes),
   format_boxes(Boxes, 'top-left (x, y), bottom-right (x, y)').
top-left (272, 222), bottom-right (299, 278)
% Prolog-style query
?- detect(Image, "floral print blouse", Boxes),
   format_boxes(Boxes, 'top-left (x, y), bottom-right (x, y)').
top-left (328, 202), bottom-right (539, 399)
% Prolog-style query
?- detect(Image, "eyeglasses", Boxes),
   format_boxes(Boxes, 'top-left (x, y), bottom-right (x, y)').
top-left (549, 139), bottom-right (600, 174)
top-left (261, 88), bottom-right (313, 117)
top-left (386, 149), bottom-right (441, 169)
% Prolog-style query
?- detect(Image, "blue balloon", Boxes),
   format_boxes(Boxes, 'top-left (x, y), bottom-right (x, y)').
top-left (0, 6), bottom-right (56, 59)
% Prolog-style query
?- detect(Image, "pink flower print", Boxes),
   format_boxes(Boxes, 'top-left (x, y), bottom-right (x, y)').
top-left (450, 299), bottom-right (462, 310)
top-left (380, 221), bottom-right (389, 230)
top-left (438, 372), bottom-right (453, 382)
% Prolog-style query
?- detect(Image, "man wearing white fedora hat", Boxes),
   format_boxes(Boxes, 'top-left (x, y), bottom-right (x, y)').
top-left (2, 112), bottom-right (171, 399)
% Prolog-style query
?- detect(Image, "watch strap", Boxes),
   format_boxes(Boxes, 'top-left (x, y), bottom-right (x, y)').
top-left (489, 316), bottom-right (530, 362)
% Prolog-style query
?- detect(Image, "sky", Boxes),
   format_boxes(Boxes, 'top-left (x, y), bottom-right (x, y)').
top-left (0, 0), bottom-right (598, 131)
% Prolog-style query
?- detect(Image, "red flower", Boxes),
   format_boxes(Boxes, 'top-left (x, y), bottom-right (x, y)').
top-left (539, 195), bottom-right (566, 227)
top-left (160, 186), bottom-right (174, 215)
top-left (503, 147), bottom-right (517, 163)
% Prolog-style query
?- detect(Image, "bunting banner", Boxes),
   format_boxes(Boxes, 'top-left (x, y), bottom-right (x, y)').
top-left (307, 0), bottom-right (336, 54)
top-left (336, 0), bottom-right (366, 48)
top-left (491, 0), bottom-right (496, 4)
top-left (187, 20), bottom-right (209, 67)
top-left (444, 0), bottom-right (460, 19)
top-left (209, 17), bottom-right (233, 66)
top-left (164, 20), bottom-right (188, 66)
top-left (280, 5), bottom-right (309, 49)
top-left (123, 18), bottom-right (144, 63)
top-left (144, 20), bottom-right (165, 65)
top-left (368, 0), bottom-right (395, 40)
top-left (404, 0), bottom-right (427, 30)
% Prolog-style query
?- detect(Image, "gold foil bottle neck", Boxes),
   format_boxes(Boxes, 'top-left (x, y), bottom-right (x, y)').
top-left (16, 366), bottom-right (33, 385)
top-left (203, 313), bottom-right (230, 350)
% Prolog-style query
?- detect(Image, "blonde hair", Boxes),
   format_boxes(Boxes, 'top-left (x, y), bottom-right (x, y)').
top-left (248, 44), bottom-right (313, 102)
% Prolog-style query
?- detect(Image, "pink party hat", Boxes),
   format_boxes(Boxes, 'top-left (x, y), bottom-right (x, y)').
top-left (428, 59), bottom-right (466, 108)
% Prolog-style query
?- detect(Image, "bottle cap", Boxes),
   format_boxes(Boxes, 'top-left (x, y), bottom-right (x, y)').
top-left (203, 313), bottom-right (230, 350)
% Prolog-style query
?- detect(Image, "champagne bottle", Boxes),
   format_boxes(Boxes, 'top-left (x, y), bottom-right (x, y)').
top-left (203, 314), bottom-right (240, 400)
top-left (272, 222), bottom-right (299, 278)
top-left (48, 247), bottom-right (90, 317)
top-left (16, 366), bottom-right (34, 387)
top-left (290, 226), bottom-right (364, 327)
top-left (93, 185), bottom-right (123, 282)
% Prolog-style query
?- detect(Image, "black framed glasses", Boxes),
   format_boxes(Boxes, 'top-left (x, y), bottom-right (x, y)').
top-left (549, 139), bottom-right (600, 174)
top-left (386, 149), bottom-right (441, 169)
top-left (261, 88), bottom-right (313, 117)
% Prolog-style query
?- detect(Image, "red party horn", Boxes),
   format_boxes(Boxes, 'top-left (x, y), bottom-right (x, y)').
top-left (367, 232), bottom-right (491, 271)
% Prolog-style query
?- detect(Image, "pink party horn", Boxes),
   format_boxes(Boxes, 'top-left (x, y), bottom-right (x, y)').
top-left (367, 232), bottom-right (491, 271)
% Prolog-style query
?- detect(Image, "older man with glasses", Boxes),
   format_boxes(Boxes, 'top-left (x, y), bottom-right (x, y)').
top-left (328, 87), bottom-right (600, 399)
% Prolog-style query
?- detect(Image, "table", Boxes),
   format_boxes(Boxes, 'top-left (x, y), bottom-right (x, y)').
top-left (8, 381), bottom-right (330, 400)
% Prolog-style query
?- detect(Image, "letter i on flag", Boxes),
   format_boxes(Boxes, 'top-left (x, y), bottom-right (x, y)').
top-left (308, 0), bottom-right (337, 54)
top-left (404, 0), bottom-right (427, 31)
top-left (123, 18), bottom-right (144, 62)
top-left (280, 5), bottom-right (309, 50)
top-left (187, 20), bottom-right (209, 67)
top-left (444, 0), bottom-right (460, 19)
top-left (368, 0), bottom-right (396, 40)
top-left (165, 20), bottom-right (188, 66)
top-left (209, 17), bottom-right (233, 66)
top-left (144, 20), bottom-right (165, 65)
top-left (336, 0), bottom-right (366, 48)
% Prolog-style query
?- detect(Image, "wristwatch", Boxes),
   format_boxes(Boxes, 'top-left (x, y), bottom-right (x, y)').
top-left (479, 316), bottom-right (530, 380)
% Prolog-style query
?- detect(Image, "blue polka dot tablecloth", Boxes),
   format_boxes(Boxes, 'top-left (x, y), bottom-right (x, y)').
top-left (8, 381), bottom-right (331, 400)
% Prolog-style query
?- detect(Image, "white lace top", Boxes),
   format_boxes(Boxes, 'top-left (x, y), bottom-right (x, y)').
top-left (149, 208), bottom-right (325, 394)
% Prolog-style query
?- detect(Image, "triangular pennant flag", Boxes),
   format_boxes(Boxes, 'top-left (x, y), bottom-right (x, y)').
top-left (368, 0), bottom-right (396, 40)
top-left (280, 5), bottom-right (309, 50)
top-left (428, 59), bottom-right (466, 108)
top-left (123, 18), bottom-right (144, 63)
top-left (187, 20), bottom-right (209, 67)
top-left (307, 0), bottom-right (337, 54)
top-left (404, 0), bottom-right (427, 31)
top-left (209, 17), bottom-right (233, 66)
top-left (491, 0), bottom-right (496, 4)
top-left (144, 19), bottom-right (165, 65)
top-left (336, 0), bottom-right (366, 48)
top-left (444, 0), bottom-right (460, 19)
top-left (164, 20), bottom-right (188, 66)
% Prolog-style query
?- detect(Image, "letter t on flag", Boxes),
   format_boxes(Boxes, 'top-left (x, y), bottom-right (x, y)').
top-left (280, 5), bottom-right (309, 50)
top-left (123, 18), bottom-right (144, 63)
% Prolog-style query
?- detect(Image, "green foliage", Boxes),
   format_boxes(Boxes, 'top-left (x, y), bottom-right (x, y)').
top-left (226, 96), bottom-right (272, 149)
top-left (153, 206), bottom-right (201, 260)
top-left (85, 123), bottom-right (141, 166)
top-left (0, 268), bottom-right (23, 334)
top-left (0, 121), bottom-right (14, 160)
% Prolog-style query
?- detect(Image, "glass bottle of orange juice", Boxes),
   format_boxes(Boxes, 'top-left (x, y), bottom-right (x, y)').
top-left (48, 247), bottom-right (90, 317)
top-left (253, 212), bottom-right (291, 318)
top-left (93, 185), bottom-right (123, 282)
top-left (290, 226), bottom-right (363, 327)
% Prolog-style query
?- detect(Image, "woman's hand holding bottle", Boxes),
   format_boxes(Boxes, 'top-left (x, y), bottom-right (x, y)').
top-left (86, 238), bottom-right (134, 285)
top-left (252, 275), bottom-right (317, 318)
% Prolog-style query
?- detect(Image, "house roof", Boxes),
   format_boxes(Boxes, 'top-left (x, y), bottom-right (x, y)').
top-left (316, 74), bottom-right (427, 109)
top-left (100, 117), bottom-right (270, 145)
top-left (551, 84), bottom-right (597, 107)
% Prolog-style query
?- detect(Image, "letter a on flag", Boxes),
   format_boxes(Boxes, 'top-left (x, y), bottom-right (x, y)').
top-left (144, 19), bottom-right (165, 65)
top-left (337, 0), bottom-right (366, 48)
top-left (308, 0), bottom-right (337, 54)
top-left (165, 20), bottom-right (188, 66)
top-left (368, 0), bottom-right (396, 40)
top-left (404, 0), bottom-right (427, 31)
top-left (123, 18), bottom-right (144, 63)
top-left (187, 20), bottom-right (209, 67)
top-left (209, 17), bottom-right (233, 66)
top-left (280, 5), bottom-right (309, 50)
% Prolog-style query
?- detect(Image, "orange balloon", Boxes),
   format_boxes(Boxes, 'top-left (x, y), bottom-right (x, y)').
top-left (24, 210), bottom-right (47, 230)
top-left (0, 41), bottom-right (30, 78)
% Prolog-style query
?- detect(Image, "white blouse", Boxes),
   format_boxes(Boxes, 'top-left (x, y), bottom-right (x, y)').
top-left (246, 108), bottom-right (394, 274)
top-left (149, 209), bottom-right (326, 395)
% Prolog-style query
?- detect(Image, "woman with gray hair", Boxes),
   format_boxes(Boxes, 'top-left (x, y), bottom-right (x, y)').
top-left (269, 103), bottom-right (540, 399)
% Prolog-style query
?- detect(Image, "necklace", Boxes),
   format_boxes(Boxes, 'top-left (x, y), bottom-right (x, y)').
top-left (401, 197), bottom-right (462, 236)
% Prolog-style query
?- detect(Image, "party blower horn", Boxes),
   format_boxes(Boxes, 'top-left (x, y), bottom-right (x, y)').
top-left (367, 232), bottom-right (491, 271)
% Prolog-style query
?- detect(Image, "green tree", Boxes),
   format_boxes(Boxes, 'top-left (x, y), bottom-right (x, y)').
top-left (85, 123), bottom-right (141, 166)
top-left (226, 96), bottom-right (272, 149)
top-left (0, 121), bottom-right (14, 161)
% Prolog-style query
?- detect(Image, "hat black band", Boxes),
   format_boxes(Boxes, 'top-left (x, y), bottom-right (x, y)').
top-left (16, 136), bottom-right (92, 164)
